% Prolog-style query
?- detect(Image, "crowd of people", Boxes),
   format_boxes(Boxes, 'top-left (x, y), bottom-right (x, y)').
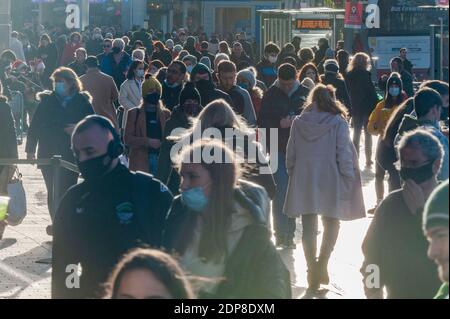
top-left (0, 24), bottom-right (448, 300)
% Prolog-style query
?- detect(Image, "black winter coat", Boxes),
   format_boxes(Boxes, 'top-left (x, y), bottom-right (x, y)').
top-left (0, 99), bottom-right (18, 175)
top-left (195, 79), bottom-right (233, 107)
top-left (52, 165), bottom-right (173, 298)
top-left (162, 180), bottom-right (291, 299)
top-left (320, 73), bottom-right (352, 110)
top-left (258, 82), bottom-right (309, 154)
top-left (25, 91), bottom-right (94, 164)
top-left (345, 69), bottom-right (378, 117)
top-left (161, 81), bottom-right (183, 111)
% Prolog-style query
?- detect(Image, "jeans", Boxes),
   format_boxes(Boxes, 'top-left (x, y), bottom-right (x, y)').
top-left (41, 166), bottom-right (79, 222)
top-left (149, 153), bottom-right (159, 176)
top-left (352, 115), bottom-right (372, 164)
top-left (273, 152), bottom-right (296, 242)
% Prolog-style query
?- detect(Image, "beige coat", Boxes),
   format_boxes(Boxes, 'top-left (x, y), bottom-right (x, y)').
top-left (80, 69), bottom-right (119, 129)
top-left (283, 107), bottom-right (365, 221)
top-left (119, 79), bottom-right (143, 129)
top-left (124, 106), bottom-right (171, 173)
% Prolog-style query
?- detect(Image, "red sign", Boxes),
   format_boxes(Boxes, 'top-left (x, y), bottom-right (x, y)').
top-left (344, 0), bottom-right (363, 29)
top-left (436, 0), bottom-right (449, 5)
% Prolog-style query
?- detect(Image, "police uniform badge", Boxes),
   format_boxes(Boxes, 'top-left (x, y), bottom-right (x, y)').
top-left (115, 202), bottom-right (134, 225)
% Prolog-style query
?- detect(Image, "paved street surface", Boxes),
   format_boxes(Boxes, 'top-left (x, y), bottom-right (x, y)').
top-left (0, 135), bottom-right (382, 299)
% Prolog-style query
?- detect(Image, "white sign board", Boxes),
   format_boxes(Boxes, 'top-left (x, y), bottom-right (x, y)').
top-left (368, 36), bottom-right (431, 70)
top-left (66, 4), bottom-right (81, 29)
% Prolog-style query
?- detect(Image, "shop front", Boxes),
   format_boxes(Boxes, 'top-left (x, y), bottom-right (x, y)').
top-left (201, 0), bottom-right (282, 41)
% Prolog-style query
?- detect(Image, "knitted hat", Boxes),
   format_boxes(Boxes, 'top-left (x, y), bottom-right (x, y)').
top-left (324, 59), bottom-right (339, 74)
top-left (165, 39), bottom-right (174, 49)
top-left (190, 63), bottom-right (211, 81)
top-left (142, 76), bottom-right (162, 97)
top-left (179, 81), bottom-right (201, 106)
top-left (423, 180), bottom-right (449, 231)
top-left (301, 77), bottom-right (315, 91)
top-left (199, 56), bottom-right (212, 70)
top-left (237, 67), bottom-right (257, 89)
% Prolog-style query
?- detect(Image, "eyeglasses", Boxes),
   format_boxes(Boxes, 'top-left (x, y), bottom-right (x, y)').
top-left (103, 45), bottom-right (111, 48)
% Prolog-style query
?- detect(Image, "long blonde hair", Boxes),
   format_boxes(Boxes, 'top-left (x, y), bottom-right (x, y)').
top-left (304, 84), bottom-right (348, 117)
top-left (347, 52), bottom-right (371, 73)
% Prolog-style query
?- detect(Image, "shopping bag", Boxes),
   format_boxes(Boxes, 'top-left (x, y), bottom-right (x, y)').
top-left (7, 168), bottom-right (27, 226)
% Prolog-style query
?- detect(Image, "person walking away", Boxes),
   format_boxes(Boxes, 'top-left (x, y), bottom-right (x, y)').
top-left (80, 56), bottom-right (119, 130)
top-left (361, 129), bottom-right (444, 298)
top-left (124, 77), bottom-right (170, 175)
top-left (368, 73), bottom-right (406, 212)
top-left (423, 180), bottom-right (449, 299)
top-left (319, 59), bottom-right (351, 109)
top-left (162, 139), bottom-right (291, 299)
top-left (258, 63), bottom-right (309, 249)
top-left (345, 52), bottom-right (379, 167)
top-left (256, 42), bottom-right (280, 88)
top-left (284, 84), bottom-right (365, 296)
top-left (25, 67), bottom-right (94, 235)
top-left (52, 115), bottom-right (173, 298)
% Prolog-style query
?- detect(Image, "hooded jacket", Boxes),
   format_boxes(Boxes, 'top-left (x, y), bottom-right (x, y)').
top-left (192, 66), bottom-right (233, 107)
top-left (284, 106), bottom-right (365, 220)
top-left (162, 180), bottom-right (291, 299)
top-left (258, 80), bottom-right (309, 153)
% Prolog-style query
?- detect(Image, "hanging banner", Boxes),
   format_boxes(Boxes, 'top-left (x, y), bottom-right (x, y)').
top-left (345, 0), bottom-right (363, 29)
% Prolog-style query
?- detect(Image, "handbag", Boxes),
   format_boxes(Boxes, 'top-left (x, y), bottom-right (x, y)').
top-left (7, 167), bottom-right (27, 226)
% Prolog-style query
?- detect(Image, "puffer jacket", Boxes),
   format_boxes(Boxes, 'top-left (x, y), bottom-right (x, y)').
top-left (162, 180), bottom-right (291, 299)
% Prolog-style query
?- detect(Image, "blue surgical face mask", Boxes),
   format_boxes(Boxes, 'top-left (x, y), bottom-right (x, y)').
top-left (238, 82), bottom-right (249, 91)
top-left (389, 87), bottom-right (400, 97)
top-left (136, 69), bottom-right (145, 78)
top-left (186, 65), bottom-right (194, 74)
top-left (55, 81), bottom-right (66, 96)
top-left (181, 185), bottom-right (209, 212)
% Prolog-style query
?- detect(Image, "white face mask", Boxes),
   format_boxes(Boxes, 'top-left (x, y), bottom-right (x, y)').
top-left (268, 55), bottom-right (278, 64)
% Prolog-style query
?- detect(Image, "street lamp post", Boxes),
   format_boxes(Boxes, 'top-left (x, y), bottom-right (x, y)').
top-left (0, 0), bottom-right (11, 52)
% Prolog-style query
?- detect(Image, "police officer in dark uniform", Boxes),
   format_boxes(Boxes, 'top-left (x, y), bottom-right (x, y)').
top-left (52, 115), bottom-right (173, 299)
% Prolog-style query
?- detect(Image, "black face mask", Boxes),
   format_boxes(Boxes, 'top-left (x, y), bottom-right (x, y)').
top-left (400, 160), bottom-right (435, 184)
top-left (112, 47), bottom-right (121, 54)
top-left (144, 92), bottom-right (160, 105)
top-left (77, 153), bottom-right (112, 183)
top-left (195, 79), bottom-right (212, 91)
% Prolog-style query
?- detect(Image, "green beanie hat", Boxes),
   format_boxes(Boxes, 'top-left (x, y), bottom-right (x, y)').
top-left (423, 180), bottom-right (449, 231)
